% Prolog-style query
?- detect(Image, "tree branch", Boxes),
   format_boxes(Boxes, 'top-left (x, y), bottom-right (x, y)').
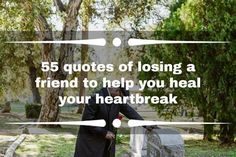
top-left (64, 0), bottom-right (83, 32)
top-left (57, 0), bottom-right (83, 78)
top-left (53, 0), bottom-right (66, 12)
top-left (37, 14), bottom-right (55, 61)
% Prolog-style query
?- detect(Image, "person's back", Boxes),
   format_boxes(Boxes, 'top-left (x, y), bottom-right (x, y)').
top-left (74, 87), bottom-right (144, 157)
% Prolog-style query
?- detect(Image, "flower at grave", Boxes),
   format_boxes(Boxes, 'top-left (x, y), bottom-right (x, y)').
top-left (117, 114), bottom-right (123, 120)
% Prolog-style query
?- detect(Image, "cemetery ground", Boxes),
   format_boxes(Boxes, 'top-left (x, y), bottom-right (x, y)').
top-left (0, 102), bottom-right (235, 157)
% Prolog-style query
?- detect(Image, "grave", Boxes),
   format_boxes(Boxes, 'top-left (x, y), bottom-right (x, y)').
top-left (130, 127), bottom-right (184, 157)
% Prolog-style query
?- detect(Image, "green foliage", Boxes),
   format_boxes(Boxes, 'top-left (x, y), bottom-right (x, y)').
top-left (139, 0), bottom-right (236, 142)
top-left (95, 0), bottom-right (165, 30)
top-left (116, 134), bottom-right (129, 144)
top-left (15, 135), bottom-right (76, 157)
top-left (0, 0), bottom-right (46, 99)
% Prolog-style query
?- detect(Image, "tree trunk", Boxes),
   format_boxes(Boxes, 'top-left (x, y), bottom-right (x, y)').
top-left (203, 113), bottom-right (214, 141)
top-left (197, 91), bottom-right (214, 141)
top-left (76, 0), bottom-right (90, 114)
top-left (37, 0), bottom-right (83, 127)
top-left (38, 83), bottom-right (62, 127)
top-left (37, 32), bottom-right (59, 127)
top-left (219, 123), bottom-right (235, 145)
top-left (27, 54), bottom-right (41, 104)
top-left (202, 101), bottom-right (215, 141)
top-left (76, 30), bottom-right (88, 114)
top-left (218, 112), bottom-right (235, 145)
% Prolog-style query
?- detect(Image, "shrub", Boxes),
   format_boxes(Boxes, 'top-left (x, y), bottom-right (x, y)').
top-left (25, 103), bottom-right (41, 119)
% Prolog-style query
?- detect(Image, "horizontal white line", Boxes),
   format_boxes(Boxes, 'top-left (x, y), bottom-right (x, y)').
top-left (128, 38), bottom-right (230, 46)
top-left (128, 120), bottom-right (230, 127)
top-left (7, 119), bottom-right (230, 128)
top-left (5, 38), bottom-right (106, 46)
top-left (7, 119), bottom-right (106, 127)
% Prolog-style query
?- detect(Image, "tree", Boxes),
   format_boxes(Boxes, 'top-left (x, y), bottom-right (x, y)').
top-left (0, 0), bottom-right (184, 126)
top-left (76, 0), bottom-right (91, 114)
top-left (75, 0), bottom-right (167, 113)
top-left (139, 0), bottom-right (236, 143)
top-left (0, 1), bottom-right (42, 104)
top-left (35, 0), bottom-right (83, 126)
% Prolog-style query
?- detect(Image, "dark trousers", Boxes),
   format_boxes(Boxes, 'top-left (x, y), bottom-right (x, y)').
top-left (103, 140), bottom-right (115, 157)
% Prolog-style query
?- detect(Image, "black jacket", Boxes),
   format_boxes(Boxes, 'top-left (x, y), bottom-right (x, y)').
top-left (74, 88), bottom-right (143, 157)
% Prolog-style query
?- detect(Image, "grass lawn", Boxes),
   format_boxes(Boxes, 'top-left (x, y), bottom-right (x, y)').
top-left (14, 134), bottom-right (236, 157)
top-left (15, 134), bottom-right (130, 157)
top-left (1, 102), bottom-right (235, 157)
top-left (185, 140), bottom-right (236, 157)
top-left (15, 134), bottom-right (76, 157)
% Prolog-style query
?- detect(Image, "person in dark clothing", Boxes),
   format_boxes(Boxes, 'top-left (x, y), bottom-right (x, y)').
top-left (74, 87), bottom-right (144, 157)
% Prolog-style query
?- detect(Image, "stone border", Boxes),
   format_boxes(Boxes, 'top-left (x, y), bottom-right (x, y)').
top-left (4, 134), bottom-right (26, 157)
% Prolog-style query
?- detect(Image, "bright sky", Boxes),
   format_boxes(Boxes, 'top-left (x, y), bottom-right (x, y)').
top-left (50, 1), bottom-right (170, 31)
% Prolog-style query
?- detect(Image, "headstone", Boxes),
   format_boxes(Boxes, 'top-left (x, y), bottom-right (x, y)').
top-left (130, 127), bottom-right (146, 157)
top-left (22, 127), bottom-right (29, 134)
top-left (130, 127), bottom-right (184, 157)
top-left (1, 102), bottom-right (11, 113)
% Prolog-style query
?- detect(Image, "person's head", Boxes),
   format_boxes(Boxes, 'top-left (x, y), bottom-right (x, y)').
top-left (108, 87), bottom-right (122, 97)
top-left (120, 86), bottom-right (130, 96)
top-left (108, 86), bottom-right (130, 97)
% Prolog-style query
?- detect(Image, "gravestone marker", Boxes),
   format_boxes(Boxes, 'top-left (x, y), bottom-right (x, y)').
top-left (130, 127), bottom-right (184, 157)
top-left (1, 102), bottom-right (11, 113)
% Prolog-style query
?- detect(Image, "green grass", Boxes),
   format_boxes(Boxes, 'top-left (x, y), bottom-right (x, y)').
top-left (15, 134), bottom-right (130, 157)
top-left (15, 134), bottom-right (76, 157)
top-left (185, 140), bottom-right (236, 157)
top-left (0, 116), bottom-right (21, 131)
top-left (38, 136), bottom-right (75, 157)
top-left (13, 134), bottom-right (236, 157)
top-left (116, 144), bottom-right (130, 157)
top-left (3, 102), bottom-right (236, 156)
top-left (46, 126), bottom-right (79, 135)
